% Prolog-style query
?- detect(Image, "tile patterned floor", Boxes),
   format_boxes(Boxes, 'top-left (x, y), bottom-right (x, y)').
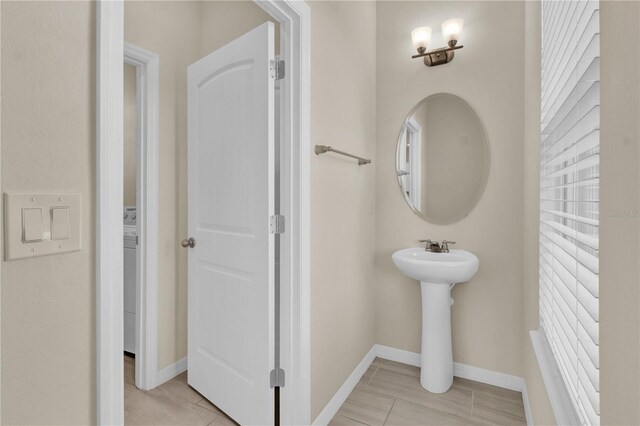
top-left (329, 358), bottom-right (527, 426)
top-left (124, 356), bottom-right (238, 426)
top-left (125, 356), bottom-right (526, 426)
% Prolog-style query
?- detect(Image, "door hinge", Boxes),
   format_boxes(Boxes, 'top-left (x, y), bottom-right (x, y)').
top-left (136, 235), bottom-right (139, 246)
top-left (270, 57), bottom-right (285, 80)
top-left (270, 368), bottom-right (285, 388)
top-left (270, 215), bottom-right (285, 234)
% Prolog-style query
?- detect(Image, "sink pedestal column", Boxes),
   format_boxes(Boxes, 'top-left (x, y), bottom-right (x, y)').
top-left (419, 281), bottom-right (453, 393)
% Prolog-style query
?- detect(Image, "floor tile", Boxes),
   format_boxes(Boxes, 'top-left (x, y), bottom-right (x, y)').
top-left (196, 397), bottom-right (225, 415)
top-left (453, 377), bottom-right (523, 403)
top-left (125, 386), bottom-right (218, 426)
top-left (349, 383), bottom-right (396, 412)
top-left (124, 356), bottom-right (135, 385)
top-left (367, 368), bottom-right (473, 418)
top-left (125, 382), bottom-right (140, 402)
top-left (158, 371), bottom-right (204, 404)
top-left (384, 399), bottom-right (480, 426)
top-left (372, 358), bottom-right (420, 378)
top-left (471, 391), bottom-right (526, 425)
top-left (124, 389), bottom-right (171, 425)
top-left (207, 413), bottom-right (239, 425)
top-left (337, 399), bottom-right (391, 426)
top-left (360, 365), bottom-right (379, 385)
top-left (124, 361), bottom-right (222, 426)
top-left (329, 414), bottom-right (370, 426)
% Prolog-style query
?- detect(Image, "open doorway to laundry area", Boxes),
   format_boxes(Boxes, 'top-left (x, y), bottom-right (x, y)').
top-left (97, 1), bottom-right (311, 425)
top-left (122, 40), bottom-right (159, 396)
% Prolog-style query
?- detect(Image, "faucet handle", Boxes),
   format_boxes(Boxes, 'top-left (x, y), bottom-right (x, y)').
top-left (441, 240), bottom-right (456, 252)
top-left (418, 239), bottom-right (433, 251)
top-left (419, 239), bottom-right (442, 252)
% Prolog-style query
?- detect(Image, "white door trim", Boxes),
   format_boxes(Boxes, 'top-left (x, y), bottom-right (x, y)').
top-left (254, 2), bottom-right (311, 424)
top-left (124, 42), bottom-right (160, 392)
top-left (96, 1), bottom-right (124, 424)
top-left (96, 1), bottom-right (311, 424)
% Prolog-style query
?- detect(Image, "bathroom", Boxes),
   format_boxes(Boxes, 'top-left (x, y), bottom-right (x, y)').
top-left (1, 1), bottom-right (638, 426)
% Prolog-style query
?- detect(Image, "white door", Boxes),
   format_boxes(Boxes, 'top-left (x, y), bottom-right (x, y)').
top-left (187, 22), bottom-right (275, 425)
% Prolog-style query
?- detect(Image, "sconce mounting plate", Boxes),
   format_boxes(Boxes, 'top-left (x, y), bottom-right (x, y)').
top-left (412, 44), bottom-right (463, 67)
top-left (424, 50), bottom-right (455, 67)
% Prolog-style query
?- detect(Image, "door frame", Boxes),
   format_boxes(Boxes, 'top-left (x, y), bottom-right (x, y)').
top-left (124, 42), bottom-right (160, 392)
top-left (95, 1), bottom-right (311, 424)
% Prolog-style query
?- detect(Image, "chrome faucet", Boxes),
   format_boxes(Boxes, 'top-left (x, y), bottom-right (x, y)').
top-left (419, 239), bottom-right (456, 253)
top-left (441, 240), bottom-right (455, 252)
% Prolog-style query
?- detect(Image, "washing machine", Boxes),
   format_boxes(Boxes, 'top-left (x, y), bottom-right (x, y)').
top-left (124, 206), bottom-right (137, 354)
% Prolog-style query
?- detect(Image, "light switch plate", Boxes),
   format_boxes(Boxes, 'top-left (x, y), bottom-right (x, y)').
top-left (3, 193), bottom-right (81, 260)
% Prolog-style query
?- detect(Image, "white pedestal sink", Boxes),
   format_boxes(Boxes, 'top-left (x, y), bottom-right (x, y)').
top-left (392, 247), bottom-right (479, 393)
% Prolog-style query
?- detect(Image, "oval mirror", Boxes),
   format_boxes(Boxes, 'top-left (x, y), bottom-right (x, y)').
top-left (396, 93), bottom-right (489, 224)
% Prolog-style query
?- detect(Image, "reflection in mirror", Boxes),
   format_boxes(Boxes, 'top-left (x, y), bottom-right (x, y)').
top-left (396, 93), bottom-right (489, 224)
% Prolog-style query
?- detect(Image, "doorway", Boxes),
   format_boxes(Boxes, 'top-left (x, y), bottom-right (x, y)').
top-left (123, 43), bottom-right (160, 392)
top-left (96, 1), bottom-right (311, 425)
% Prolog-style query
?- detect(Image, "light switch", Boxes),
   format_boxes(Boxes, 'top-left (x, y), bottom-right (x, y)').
top-left (4, 193), bottom-right (81, 260)
top-left (22, 208), bottom-right (43, 243)
top-left (51, 207), bottom-right (70, 240)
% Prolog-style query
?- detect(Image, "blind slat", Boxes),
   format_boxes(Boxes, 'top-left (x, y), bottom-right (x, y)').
top-left (541, 230), bottom-right (599, 274)
top-left (540, 1), bottom-right (599, 424)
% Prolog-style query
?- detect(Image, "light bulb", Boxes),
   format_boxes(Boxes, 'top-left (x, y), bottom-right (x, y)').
top-left (411, 26), bottom-right (432, 52)
top-left (442, 18), bottom-right (464, 44)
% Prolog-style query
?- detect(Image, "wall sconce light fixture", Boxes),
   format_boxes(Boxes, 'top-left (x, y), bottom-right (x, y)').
top-left (411, 19), bottom-right (464, 67)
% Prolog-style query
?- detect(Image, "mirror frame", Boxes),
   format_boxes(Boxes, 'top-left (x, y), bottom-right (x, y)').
top-left (395, 93), bottom-right (491, 225)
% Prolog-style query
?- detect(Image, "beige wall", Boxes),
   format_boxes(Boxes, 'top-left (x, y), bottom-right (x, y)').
top-left (124, 0), bottom-right (203, 369)
top-left (1, 1), bottom-right (96, 423)
top-left (198, 1), bottom-right (278, 56)
top-left (308, 1), bottom-right (377, 419)
top-left (375, 1), bottom-right (525, 376)
top-left (124, 63), bottom-right (136, 206)
top-left (599, 2), bottom-right (640, 425)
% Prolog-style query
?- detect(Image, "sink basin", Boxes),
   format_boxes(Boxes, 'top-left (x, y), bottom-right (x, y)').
top-left (392, 248), bottom-right (479, 284)
top-left (392, 246), bottom-right (479, 393)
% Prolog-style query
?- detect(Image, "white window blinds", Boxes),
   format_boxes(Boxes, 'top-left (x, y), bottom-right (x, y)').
top-left (540, 1), bottom-right (600, 425)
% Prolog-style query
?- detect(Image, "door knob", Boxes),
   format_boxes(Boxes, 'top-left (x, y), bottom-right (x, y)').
top-left (181, 238), bottom-right (196, 248)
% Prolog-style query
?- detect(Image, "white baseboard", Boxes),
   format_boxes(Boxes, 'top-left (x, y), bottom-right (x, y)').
top-left (156, 356), bottom-right (188, 387)
top-left (312, 346), bottom-right (377, 425)
top-left (453, 361), bottom-right (525, 392)
top-left (315, 344), bottom-right (533, 426)
top-left (374, 344), bottom-right (421, 366)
